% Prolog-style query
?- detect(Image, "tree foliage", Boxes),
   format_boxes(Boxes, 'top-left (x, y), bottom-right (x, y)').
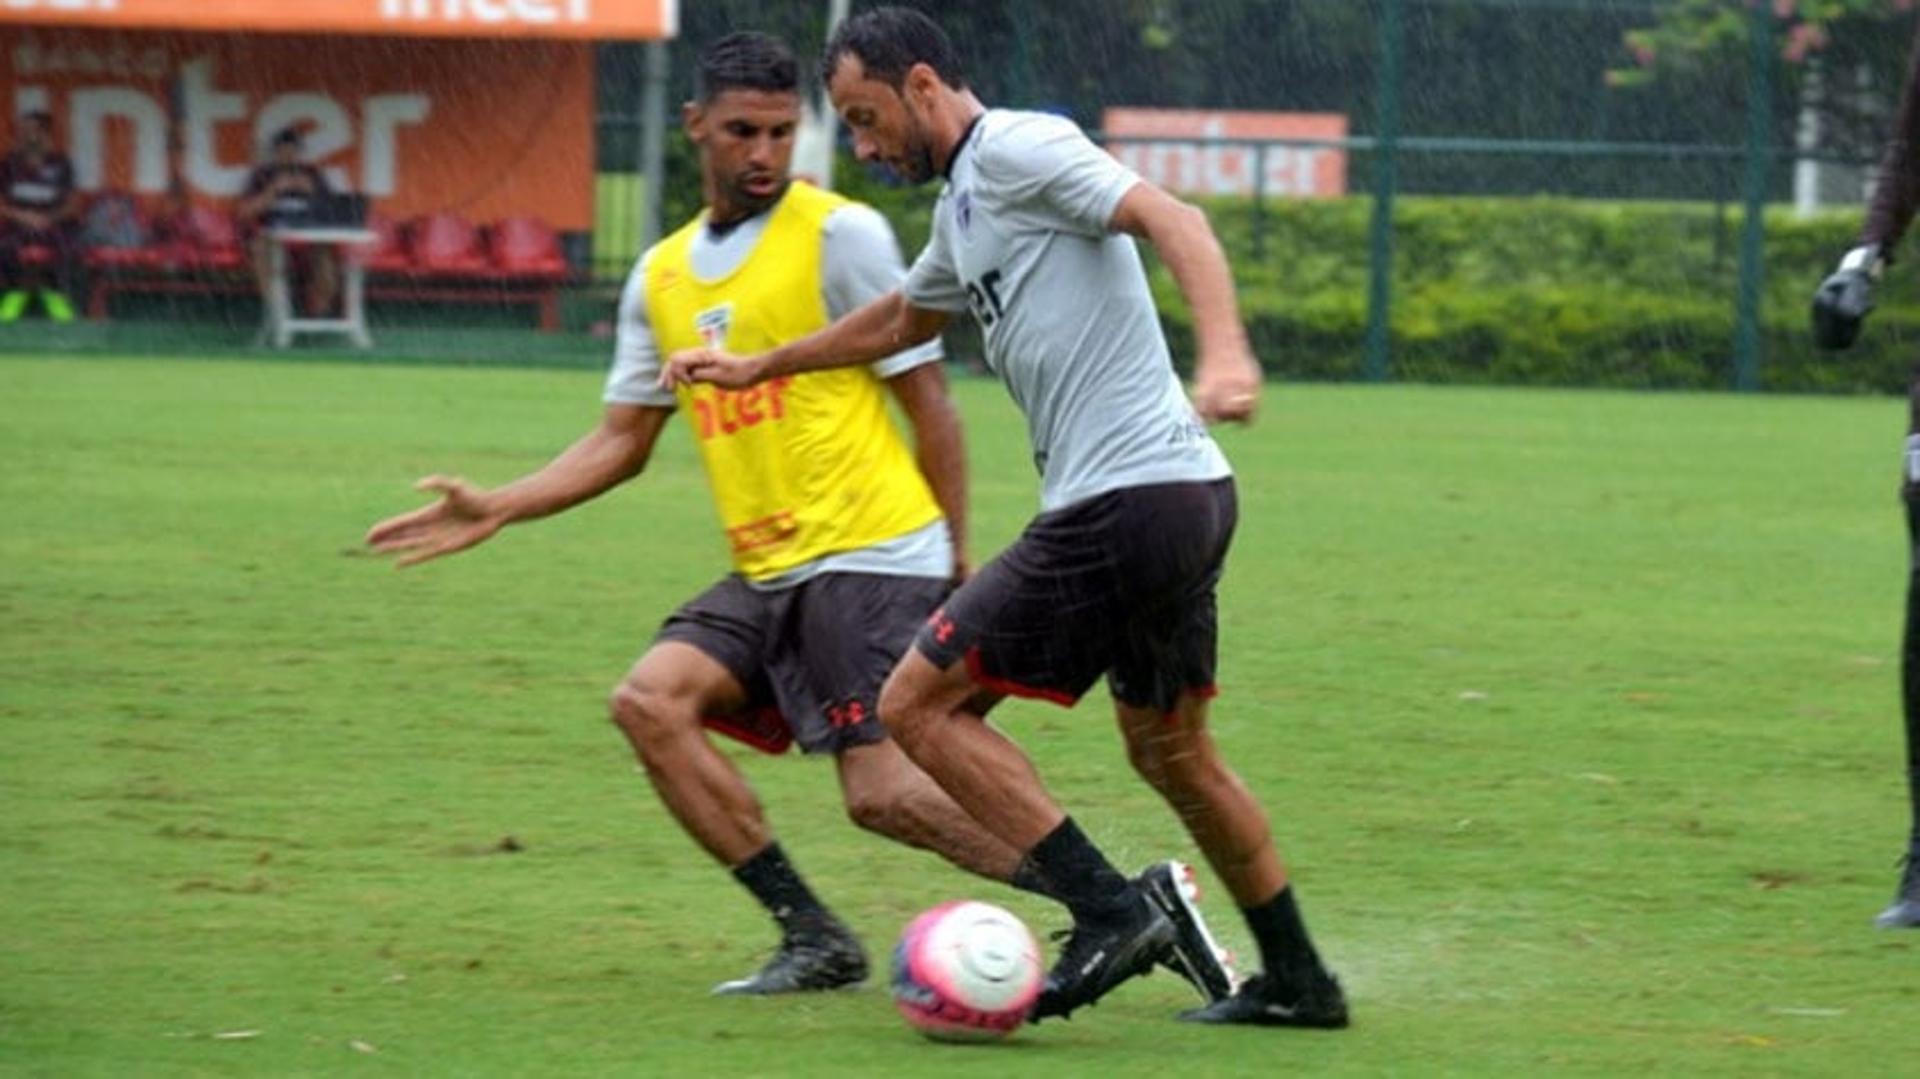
top-left (1616, 0), bottom-right (1920, 157)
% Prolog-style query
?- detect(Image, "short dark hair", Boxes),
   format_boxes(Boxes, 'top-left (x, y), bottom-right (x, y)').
top-left (696, 31), bottom-right (799, 103)
top-left (22, 110), bottom-right (52, 132)
top-left (272, 126), bottom-right (303, 149)
top-left (823, 6), bottom-right (966, 90)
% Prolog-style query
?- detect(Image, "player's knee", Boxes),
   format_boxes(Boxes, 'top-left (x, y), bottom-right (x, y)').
top-left (607, 678), bottom-right (694, 756)
top-left (843, 785), bottom-right (903, 837)
top-left (877, 669), bottom-right (931, 744)
top-left (1126, 729), bottom-right (1214, 798)
top-left (1125, 736), bottom-right (1175, 796)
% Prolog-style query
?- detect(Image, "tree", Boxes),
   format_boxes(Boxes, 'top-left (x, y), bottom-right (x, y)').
top-left (1615, 0), bottom-right (1920, 159)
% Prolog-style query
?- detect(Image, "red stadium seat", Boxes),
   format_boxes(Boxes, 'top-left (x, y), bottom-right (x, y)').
top-left (85, 196), bottom-right (253, 320)
top-left (410, 212), bottom-right (489, 274)
top-left (361, 210), bottom-right (566, 333)
top-left (164, 203), bottom-right (245, 272)
top-left (353, 213), bottom-right (412, 274)
top-left (17, 243), bottom-right (54, 268)
top-left (488, 216), bottom-right (569, 278)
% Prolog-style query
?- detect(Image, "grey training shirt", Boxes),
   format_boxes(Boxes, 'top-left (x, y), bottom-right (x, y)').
top-left (904, 109), bottom-right (1232, 512)
top-left (604, 195), bottom-right (950, 588)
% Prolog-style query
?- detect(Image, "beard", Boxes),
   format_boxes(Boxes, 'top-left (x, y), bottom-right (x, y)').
top-left (894, 124), bottom-right (938, 184)
top-left (723, 174), bottom-right (789, 220)
top-left (899, 143), bottom-right (937, 184)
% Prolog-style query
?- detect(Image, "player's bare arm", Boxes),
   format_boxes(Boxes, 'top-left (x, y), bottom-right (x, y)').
top-left (658, 289), bottom-right (948, 389)
top-left (887, 361), bottom-right (969, 580)
top-left (1109, 181), bottom-right (1260, 424)
top-left (365, 404), bottom-right (670, 568)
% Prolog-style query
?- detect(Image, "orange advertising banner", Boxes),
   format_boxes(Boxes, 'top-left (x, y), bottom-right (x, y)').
top-left (2, 27), bottom-right (596, 229)
top-left (0, 0), bottom-right (676, 41)
top-left (1103, 108), bottom-right (1348, 199)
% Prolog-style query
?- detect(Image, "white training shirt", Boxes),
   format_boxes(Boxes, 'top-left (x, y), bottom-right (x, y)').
top-left (604, 194), bottom-right (950, 588)
top-left (904, 109), bottom-right (1232, 512)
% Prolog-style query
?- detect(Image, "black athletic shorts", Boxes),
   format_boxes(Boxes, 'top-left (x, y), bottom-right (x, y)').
top-left (914, 478), bottom-right (1237, 714)
top-left (656, 571), bottom-right (950, 755)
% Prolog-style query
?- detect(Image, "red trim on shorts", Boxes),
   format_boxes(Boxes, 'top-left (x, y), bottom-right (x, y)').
top-left (963, 647), bottom-right (1080, 707)
top-left (1163, 683), bottom-right (1221, 725)
top-left (701, 707), bottom-right (794, 755)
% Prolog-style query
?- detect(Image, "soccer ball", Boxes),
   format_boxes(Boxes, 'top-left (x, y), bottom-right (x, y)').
top-left (890, 900), bottom-right (1044, 1042)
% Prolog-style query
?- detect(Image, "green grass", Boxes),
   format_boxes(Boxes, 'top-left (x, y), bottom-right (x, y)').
top-left (3, 355), bottom-right (1915, 1076)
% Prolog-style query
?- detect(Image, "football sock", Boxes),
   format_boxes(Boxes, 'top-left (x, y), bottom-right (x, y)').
top-left (732, 841), bottom-right (835, 934)
top-left (1018, 817), bottom-right (1133, 922)
top-left (1009, 859), bottom-right (1064, 902)
top-left (1242, 886), bottom-right (1328, 992)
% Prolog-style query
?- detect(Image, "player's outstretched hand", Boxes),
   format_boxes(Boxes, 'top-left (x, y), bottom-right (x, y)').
top-left (657, 348), bottom-right (771, 391)
top-left (364, 475), bottom-right (506, 568)
top-left (1191, 351), bottom-right (1262, 424)
top-left (1812, 244), bottom-right (1882, 351)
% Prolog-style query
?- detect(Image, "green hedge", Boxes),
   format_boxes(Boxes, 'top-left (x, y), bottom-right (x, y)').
top-left (1172, 196), bottom-right (1920, 394)
top-left (840, 173), bottom-right (1920, 393)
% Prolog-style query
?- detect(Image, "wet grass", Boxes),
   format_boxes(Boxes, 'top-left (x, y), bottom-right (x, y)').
top-left (3, 354), bottom-right (1914, 1076)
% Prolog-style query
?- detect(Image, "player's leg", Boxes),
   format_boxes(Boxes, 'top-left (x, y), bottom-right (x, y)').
top-left (1882, 472), bottom-right (1920, 928)
top-left (881, 648), bottom-right (1171, 1022)
top-left (1116, 694), bottom-right (1346, 1028)
top-left (878, 649), bottom-right (1067, 849)
top-left (608, 640), bottom-right (765, 865)
top-left (766, 570), bottom-right (1055, 893)
top-left (834, 736), bottom-right (1027, 883)
top-left (1104, 477), bottom-right (1345, 1026)
top-left (611, 581), bottom-right (864, 993)
top-left (884, 515), bottom-right (1176, 1021)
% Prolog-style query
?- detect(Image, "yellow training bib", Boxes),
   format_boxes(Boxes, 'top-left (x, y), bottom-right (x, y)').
top-left (643, 182), bottom-right (942, 580)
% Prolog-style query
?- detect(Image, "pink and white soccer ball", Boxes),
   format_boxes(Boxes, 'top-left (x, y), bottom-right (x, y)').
top-left (890, 900), bottom-right (1044, 1042)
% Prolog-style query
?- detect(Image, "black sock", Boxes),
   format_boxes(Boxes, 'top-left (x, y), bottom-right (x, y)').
top-left (1018, 817), bottom-right (1133, 921)
top-left (1243, 886), bottom-right (1328, 991)
top-left (1009, 858), bottom-right (1065, 903)
top-left (732, 842), bottom-right (833, 935)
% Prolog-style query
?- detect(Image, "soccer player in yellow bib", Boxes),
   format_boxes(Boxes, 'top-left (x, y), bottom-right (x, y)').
top-left (366, 32), bottom-right (1234, 1003)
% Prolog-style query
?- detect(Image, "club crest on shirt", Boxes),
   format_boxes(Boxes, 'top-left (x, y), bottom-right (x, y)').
top-left (955, 189), bottom-right (973, 237)
top-left (694, 303), bottom-right (733, 350)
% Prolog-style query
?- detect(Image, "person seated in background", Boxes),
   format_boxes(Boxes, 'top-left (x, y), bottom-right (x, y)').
top-left (237, 126), bottom-right (339, 317)
top-left (0, 111), bottom-right (83, 323)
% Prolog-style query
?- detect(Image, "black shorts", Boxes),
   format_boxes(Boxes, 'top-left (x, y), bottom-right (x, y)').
top-left (657, 571), bottom-right (950, 755)
top-left (915, 478), bottom-right (1237, 714)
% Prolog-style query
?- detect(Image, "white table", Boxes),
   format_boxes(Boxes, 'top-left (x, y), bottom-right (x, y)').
top-left (263, 225), bottom-right (377, 349)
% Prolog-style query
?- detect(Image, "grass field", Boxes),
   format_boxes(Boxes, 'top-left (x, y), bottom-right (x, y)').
top-left (3, 354), bottom-right (1916, 1076)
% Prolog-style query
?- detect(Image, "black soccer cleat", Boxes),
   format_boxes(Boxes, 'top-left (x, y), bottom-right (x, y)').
top-left (711, 920), bottom-right (869, 995)
top-left (1028, 889), bottom-right (1174, 1022)
top-left (1179, 971), bottom-right (1350, 1029)
top-left (1136, 860), bottom-right (1239, 1005)
top-left (1874, 853), bottom-right (1920, 929)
